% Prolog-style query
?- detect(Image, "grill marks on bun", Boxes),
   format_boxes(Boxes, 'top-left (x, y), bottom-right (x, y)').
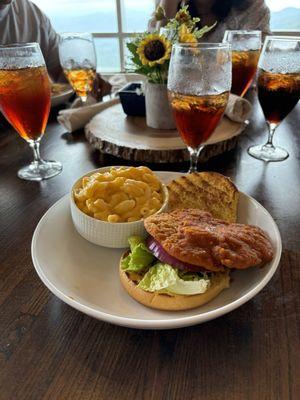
top-left (167, 172), bottom-right (239, 223)
top-left (118, 172), bottom-right (274, 311)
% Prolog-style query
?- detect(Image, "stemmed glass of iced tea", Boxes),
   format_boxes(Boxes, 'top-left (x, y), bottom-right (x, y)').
top-left (248, 36), bottom-right (300, 162)
top-left (59, 33), bottom-right (97, 103)
top-left (168, 43), bottom-right (231, 172)
top-left (0, 43), bottom-right (62, 181)
top-left (223, 30), bottom-right (261, 97)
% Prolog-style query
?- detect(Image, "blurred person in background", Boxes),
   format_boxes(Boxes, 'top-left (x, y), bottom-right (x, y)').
top-left (150, 0), bottom-right (271, 40)
top-left (0, 0), bottom-right (111, 99)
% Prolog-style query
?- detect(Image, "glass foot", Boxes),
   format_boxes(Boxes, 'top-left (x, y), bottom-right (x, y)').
top-left (18, 160), bottom-right (62, 181)
top-left (247, 144), bottom-right (289, 162)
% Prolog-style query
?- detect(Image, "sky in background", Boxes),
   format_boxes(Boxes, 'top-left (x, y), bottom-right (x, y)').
top-left (265, 0), bottom-right (300, 11)
top-left (33, 0), bottom-right (153, 16)
top-left (34, 0), bottom-right (300, 13)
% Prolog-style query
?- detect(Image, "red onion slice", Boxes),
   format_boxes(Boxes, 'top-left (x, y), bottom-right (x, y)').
top-left (146, 236), bottom-right (205, 272)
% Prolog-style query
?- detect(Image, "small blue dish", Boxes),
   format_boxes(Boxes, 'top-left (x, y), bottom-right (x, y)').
top-left (118, 82), bottom-right (146, 117)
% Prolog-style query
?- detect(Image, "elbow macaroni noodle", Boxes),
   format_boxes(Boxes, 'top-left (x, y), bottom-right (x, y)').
top-left (73, 166), bottom-right (164, 223)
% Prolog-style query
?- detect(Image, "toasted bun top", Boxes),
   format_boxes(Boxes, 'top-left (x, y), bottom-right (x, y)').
top-left (167, 171), bottom-right (239, 223)
top-left (119, 254), bottom-right (230, 311)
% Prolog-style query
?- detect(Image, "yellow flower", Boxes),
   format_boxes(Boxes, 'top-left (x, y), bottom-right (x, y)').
top-left (137, 34), bottom-right (172, 67)
top-left (175, 8), bottom-right (190, 24)
top-left (179, 24), bottom-right (197, 44)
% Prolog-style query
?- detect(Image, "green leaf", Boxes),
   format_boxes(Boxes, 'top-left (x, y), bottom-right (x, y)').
top-left (177, 270), bottom-right (208, 281)
top-left (137, 263), bottom-right (210, 295)
top-left (195, 21), bottom-right (217, 39)
top-left (137, 263), bottom-right (177, 292)
top-left (128, 236), bottom-right (144, 252)
top-left (126, 42), bottom-right (138, 55)
top-left (121, 236), bottom-right (154, 272)
top-left (121, 254), bottom-right (130, 270)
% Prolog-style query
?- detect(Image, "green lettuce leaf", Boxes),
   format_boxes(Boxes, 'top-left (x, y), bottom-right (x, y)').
top-left (177, 270), bottom-right (208, 281)
top-left (137, 263), bottom-right (210, 295)
top-left (121, 236), bottom-right (154, 272)
top-left (128, 236), bottom-right (143, 252)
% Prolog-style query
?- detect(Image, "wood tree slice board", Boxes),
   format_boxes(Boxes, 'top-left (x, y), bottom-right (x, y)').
top-left (85, 101), bottom-right (246, 163)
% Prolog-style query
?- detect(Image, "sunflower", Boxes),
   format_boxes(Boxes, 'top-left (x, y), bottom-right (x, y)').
top-left (175, 7), bottom-right (190, 24)
top-left (137, 34), bottom-right (172, 67)
top-left (178, 24), bottom-right (197, 44)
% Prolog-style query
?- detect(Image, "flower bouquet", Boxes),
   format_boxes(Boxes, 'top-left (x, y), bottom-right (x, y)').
top-left (126, 5), bottom-right (215, 129)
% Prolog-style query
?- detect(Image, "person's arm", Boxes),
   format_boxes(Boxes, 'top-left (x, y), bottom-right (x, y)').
top-left (33, 7), bottom-right (65, 82)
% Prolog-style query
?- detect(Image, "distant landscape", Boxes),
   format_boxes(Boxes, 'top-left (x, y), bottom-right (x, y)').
top-left (270, 7), bottom-right (300, 30)
top-left (49, 8), bottom-right (152, 72)
top-left (51, 9), bottom-right (150, 33)
top-left (51, 7), bottom-right (300, 33)
top-left (46, 6), bottom-right (300, 72)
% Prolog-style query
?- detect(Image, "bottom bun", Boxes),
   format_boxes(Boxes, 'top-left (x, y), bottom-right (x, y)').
top-left (119, 253), bottom-right (230, 311)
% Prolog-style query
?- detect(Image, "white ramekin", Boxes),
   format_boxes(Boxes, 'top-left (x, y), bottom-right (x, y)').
top-left (70, 166), bottom-right (169, 248)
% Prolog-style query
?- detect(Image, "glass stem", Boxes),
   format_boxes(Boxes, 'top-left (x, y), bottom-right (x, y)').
top-left (30, 140), bottom-right (42, 165)
top-left (263, 123), bottom-right (277, 149)
top-left (188, 146), bottom-right (204, 173)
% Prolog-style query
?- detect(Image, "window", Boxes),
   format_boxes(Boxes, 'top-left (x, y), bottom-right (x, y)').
top-left (33, 0), bottom-right (155, 73)
top-left (32, 1), bottom-right (300, 72)
top-left (266, 0), bottom-right (300, 31)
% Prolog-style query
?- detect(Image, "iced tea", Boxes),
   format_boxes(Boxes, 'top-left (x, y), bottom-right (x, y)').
top-left (231, 50), bottom-right (260, 97)
top-left (168, 91), bottom-right (229, 148)
top-left (0, 66), bottom-right (50, 141)
top-left (258, 69), bottom-right (300, 124)
top-left (64, 68), bottom-right (96, 100)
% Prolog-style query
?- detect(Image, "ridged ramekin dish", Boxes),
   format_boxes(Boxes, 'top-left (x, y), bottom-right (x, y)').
top-left (70, 166), bottom-right (169, 248)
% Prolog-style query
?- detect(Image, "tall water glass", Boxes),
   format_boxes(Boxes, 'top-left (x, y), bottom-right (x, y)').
top-left (0, 43), bottom-right (62, 181)
top-left (223, 30), bottom-right (261, 97)
top-left (168, 43), bottom-right (231, 172)
top-left (248, 36), bottom-right (300, 162)
top-left (59, 33), bottom-right (97, 103)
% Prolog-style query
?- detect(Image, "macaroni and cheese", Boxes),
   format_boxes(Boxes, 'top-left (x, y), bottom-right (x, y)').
top-left (73, 166), bottom-right (164, 223)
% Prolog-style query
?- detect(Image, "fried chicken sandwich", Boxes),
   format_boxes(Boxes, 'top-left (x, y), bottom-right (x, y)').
top-left (119, 209), bottom-right (274, 311)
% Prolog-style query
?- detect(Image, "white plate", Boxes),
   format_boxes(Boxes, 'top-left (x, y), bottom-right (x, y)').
top-left (51, 88), bottom-right (74, 107)
top-left (31, 172), bottom-right (282, 330)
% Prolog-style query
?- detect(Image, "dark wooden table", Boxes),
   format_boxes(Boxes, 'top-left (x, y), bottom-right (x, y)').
top-left (0, 94), bottom-right (299, 400)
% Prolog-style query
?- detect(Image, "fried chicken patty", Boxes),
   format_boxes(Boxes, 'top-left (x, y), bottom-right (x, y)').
top-left (144, 209), bottom-right (274, 272)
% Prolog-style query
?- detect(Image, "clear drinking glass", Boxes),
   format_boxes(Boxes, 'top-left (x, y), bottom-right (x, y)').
top-left (248, 36), bottom-right (300, 162)
top-left (223, 30), bottom-right (261, 97)
top-left (59, 33), bottom-right (97, 103)
top-left (160, 27), bottom-right (177, 41)
top-left (0, 43), bottom-right (62, 181)
top-left (168, 43), bottom-right (231, 172)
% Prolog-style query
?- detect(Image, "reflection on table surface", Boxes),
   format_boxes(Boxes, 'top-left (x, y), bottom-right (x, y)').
top-left (0, 89), bottom-right (299, 400)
